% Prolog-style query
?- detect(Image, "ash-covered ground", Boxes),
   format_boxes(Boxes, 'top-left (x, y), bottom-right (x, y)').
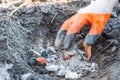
top-left (0, 0), bottom-right (120, 80)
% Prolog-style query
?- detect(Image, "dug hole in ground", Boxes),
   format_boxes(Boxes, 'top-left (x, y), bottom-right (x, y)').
top-left (0, 0), bottom-right (120, 80)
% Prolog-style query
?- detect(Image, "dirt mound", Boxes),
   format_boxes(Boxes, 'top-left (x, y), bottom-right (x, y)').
top-left (0, 0), bottom-right (120, 80)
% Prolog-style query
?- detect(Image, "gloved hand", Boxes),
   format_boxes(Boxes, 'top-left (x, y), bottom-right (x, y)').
top-left (55, 13), bottom-right (95, 60)
top-left (55, 0), bottom-right (118, 60)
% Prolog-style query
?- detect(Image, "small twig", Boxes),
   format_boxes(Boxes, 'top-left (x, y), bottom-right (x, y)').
top-left (91, 41), bottom-right (114, 60)
top-left (56, 47), bottom-right (64, 53)
top-left (29, 49), bottom-right (41, 56)
top-left (9, 2), bottom-right (28, 16)
top-left (98, 41), bottom-right (114, 54)
top-left (51, 12), bottom-right (59, 24)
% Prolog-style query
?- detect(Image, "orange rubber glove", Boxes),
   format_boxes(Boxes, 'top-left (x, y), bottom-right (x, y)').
top-left (55, 0), bottom-right (118, 60)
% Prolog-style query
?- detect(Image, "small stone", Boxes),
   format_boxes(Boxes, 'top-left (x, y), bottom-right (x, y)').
top-left (59, 65), bottom-right (65, 69)
top-left (57, 69), bottom-right (66, 77)
top-left (111, 46), bottom-right (117, 52)
top-left (65, 71), bottom-right (79, 79)
top-left (78, 73), bottom-right (82, 77)
top-left (45, 65), bottom-right (59, 72)
top-left (77, 49), bottom-right (85, 54)
top-left (48, 57), bottom-right (56, 62)
top-left (51, 55), bottom-right (58, 59)
top-left (90, 63), bottom-right (98, 72)
top-left (47, 58), bottom-right (51, 63)
top-left (21, 73), bottom-right (33, 80)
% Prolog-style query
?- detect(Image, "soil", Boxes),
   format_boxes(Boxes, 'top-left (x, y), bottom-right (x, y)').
top-left (0, 0), bottom-right (120, 80)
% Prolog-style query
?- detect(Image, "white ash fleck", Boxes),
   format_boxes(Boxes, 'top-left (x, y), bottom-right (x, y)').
top-left (111, 46), bottom-right (117, 52)
top-left (0, 64), bottom-right (13, 80)
top-left (65, 70), bottom-right (79, 79)
top-left (21, 73), bottom-right (33, 80)
top-left (46, 48), bottom-right (98, 79)
top-left (45, 64), bottom-right (59, 72)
